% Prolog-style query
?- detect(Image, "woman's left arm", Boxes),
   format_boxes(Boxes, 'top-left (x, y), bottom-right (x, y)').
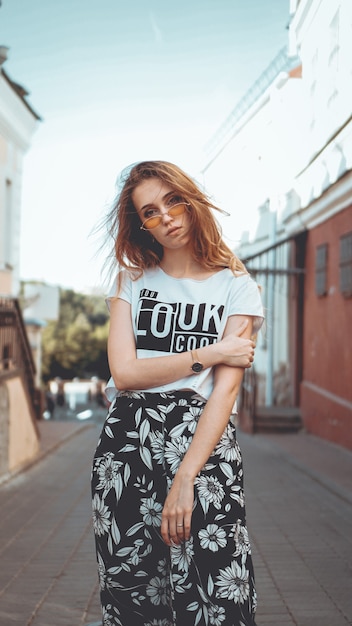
top-left (160, 314), bottom-right (254, 546)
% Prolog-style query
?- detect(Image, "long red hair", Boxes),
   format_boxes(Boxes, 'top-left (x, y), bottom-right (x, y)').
top-left (105, 161), bottom-right (247, 278)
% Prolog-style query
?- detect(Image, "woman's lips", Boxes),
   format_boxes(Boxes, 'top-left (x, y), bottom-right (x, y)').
top-left (167, 227), bottom-right (181, 236)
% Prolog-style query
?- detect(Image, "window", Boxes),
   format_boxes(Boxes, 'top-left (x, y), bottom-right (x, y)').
top-left (315, 244), bottom-right (328, 296)
top-left (339, 232), bottom-right (352, 297)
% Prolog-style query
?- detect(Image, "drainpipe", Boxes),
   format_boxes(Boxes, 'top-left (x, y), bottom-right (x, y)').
top-left (265, 210), bottom-right (277, 406)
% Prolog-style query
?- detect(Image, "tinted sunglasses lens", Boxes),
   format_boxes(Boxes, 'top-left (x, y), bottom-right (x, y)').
top-left (143, 216), bottom-right (161, 229)
top-left (142, 203), bottom-right (187, 230)
top-left (169, 203), bottom-right (186, 217)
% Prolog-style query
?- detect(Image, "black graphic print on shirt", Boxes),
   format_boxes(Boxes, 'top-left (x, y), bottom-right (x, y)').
top-left (135, 289), bottom-right (224, 353)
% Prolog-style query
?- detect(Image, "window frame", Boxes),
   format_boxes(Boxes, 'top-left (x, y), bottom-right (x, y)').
top-left (315, 243), bottom-right (328, 297)
top-left (339, 231), bottom-right (352, 298)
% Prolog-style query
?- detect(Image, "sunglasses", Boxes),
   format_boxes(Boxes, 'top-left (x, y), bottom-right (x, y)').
top-left (140, 202), bottom-right (190, 230)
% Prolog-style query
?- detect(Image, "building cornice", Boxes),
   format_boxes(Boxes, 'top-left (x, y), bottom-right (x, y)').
top-left (284, 168), bottom-right (352, 233)
top-left (1, 68), bottom-right (41, 121)
top-left (0, 70), bottom-right (41, 150)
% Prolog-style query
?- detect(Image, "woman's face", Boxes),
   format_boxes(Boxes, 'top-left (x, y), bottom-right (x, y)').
top-left (131, 178), bottom-right (192, 251)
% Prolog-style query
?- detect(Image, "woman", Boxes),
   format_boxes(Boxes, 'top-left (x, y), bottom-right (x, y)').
top-left (92, 161), bottom-right (264, 626)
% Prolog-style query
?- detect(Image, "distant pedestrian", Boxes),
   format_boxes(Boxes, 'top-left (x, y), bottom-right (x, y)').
top-left (95, 381), bottom-right (107, 408)
top-left (45, 389), bottom-right (55, 418)
top-left (56, 379), bottom-right (65, 407)
top-left (91, 161), bottom-right (264, 625)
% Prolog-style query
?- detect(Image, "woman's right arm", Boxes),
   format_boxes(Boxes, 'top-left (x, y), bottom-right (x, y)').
top-left (108, 298), bottom-right (254, 391)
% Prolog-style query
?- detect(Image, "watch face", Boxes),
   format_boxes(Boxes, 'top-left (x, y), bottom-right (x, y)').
top-left (191, 361), bottom-right (204, 373)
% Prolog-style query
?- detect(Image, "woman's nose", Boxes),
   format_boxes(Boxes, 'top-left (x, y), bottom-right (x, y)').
top-left (160, 209), bottom-right (173, 224)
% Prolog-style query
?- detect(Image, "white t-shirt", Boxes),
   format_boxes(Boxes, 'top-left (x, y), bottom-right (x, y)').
top-left (105, 267), bottom-right (264, 405)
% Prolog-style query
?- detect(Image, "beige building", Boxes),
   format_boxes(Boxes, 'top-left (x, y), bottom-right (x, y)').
top-left (0, 46), bottom-right (42, 479)
top-left (0, 46), bottom-right (41, 295)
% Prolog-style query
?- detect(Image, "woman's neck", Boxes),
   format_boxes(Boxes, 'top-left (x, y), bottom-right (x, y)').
top-left (159, 249), bottom-right (197, 278)
top-left (159, 250), bottom-right (219, 280)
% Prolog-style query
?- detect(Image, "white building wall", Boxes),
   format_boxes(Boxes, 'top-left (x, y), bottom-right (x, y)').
top-left (203, 100), bottom-right (273, 243)
top-left (0, 67), bottom-right (39, 295)
top-left (199, 0), bottom-right (352, 406)
top-left (203, 0), bottom-right (352, 249)
top-left (201, 64), bottom-right (304, 402)
top-left (284, 0), bottom-right (352, 230)
top-left (290, 0), bottom-right (352, 154)
top-left (202, 68), bottom-right (304, 247)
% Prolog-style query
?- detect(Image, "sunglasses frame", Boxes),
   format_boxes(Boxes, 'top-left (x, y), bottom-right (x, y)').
top-left (139, 202), bottom-right (190, 231)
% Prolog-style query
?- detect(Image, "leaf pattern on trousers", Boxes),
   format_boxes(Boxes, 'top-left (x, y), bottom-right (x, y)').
top-left (92, 391), bottom-right (257, 626)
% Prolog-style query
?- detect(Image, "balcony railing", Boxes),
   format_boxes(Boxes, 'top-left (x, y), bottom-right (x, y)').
top-left (0, 296), bottom-right (38, 417)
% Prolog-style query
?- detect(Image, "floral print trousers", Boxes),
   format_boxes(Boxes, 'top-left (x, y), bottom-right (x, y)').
top-left (91, 390), bottom-right (257, 626)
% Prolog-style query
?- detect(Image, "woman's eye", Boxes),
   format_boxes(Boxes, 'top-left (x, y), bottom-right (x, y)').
top-left (167, 195), bottom-right (182, 207)
top-left (144, 208), bottom-right (159, 218)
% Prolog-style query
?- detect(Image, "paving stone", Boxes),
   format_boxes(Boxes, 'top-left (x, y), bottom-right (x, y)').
top-left (1, 422), bottom-right (352, 625)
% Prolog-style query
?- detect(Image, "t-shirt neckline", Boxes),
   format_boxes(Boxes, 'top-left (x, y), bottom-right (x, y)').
top-left (156, 266), bottom-right (228, 283)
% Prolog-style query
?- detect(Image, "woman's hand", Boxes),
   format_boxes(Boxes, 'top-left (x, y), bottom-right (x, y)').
top-left (109, 299), bottom-right (255, 391)
top-left (160, 474), bottom-right (194, 546)
top-left (217, 319), bottom-right (255, 368)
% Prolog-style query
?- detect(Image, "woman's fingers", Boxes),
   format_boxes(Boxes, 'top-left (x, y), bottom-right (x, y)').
top-left (161, 518), bottom-right (190, 545)
top-left (220, 333), bottom-right (255, 366)
top-left (161, 515), bottom-right (182, 545)
top-left (161, 509), bottom-right (188, 545)
top-left (161, 515), bottom-right (172, 545)
top-left (183, 510), bottom-right (192, 540)
top-left (244, 344), bottom-right (255, 368)
top-left (160, 480), bottom-right (194, 545)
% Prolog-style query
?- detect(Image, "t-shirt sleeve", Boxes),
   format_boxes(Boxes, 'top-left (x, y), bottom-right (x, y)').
top-left (228, 274), bottom-right (264, 334)
top-left (105, 270), bottom-right (132, 310)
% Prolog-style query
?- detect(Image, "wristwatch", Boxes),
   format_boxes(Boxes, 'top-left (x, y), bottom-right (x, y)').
top-left (191, 349), bottom-right (204, 373)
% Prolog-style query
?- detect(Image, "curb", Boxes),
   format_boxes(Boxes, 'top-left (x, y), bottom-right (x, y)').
top-left (0, 421), bottom-right (95, 487)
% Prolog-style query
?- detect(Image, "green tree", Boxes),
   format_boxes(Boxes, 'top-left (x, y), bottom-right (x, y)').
top-left (41, 288), bottom-right (110, 381)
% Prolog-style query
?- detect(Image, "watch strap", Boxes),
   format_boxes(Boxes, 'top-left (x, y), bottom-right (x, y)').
top-left (191, 349), bottom-right (204, 373)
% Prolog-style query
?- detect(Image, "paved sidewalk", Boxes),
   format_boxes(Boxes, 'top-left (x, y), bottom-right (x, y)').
top-left (0, 421), bottom-right (351, 625)
top-left (0, 422), bottom-right (100, 626)
top-left (240, 431), bottom-right (352, 626)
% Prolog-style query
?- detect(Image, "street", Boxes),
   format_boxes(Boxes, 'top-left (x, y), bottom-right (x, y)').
top-left (0, 415), bottom-right (351, 626)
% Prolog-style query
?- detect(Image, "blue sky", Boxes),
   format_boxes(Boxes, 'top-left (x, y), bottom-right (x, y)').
top-left (1, 0), bottom-right (289, 291)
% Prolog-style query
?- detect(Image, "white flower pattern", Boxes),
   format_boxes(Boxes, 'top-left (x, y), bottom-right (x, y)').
top-left (170, 535), bottom-right (194, 572)
top-left (92, 391), bottom-right (257, 625)
top-left (215, 427), bottom-right (242, 463)
top-left (232, 519), bottom-right (251, 557)
top-left (92, 493), bottom-right (111, 536)
top-left (208, 603), bottom-right (226, 625)
top-left (146, 576), bottom-right (169, 605)
top-left (96, 454), bottom-right (123, 496)
top-left (164, 435), bottom-right (191, 474)
top-left (215, 561), bottom-right (250, 603)
top-left (182, 406), bottom-right (202, 433)
top-left (198, 524), bottom-right (227, 552)
top-left (140, 495), bottom-right (163, 526)
top-left (195, 475), bottom-right (225, 510)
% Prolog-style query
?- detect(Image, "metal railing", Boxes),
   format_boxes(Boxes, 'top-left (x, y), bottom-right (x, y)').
top-left (239, 366), bottom-right (257, 427)
top-left (0, 296), bottom-right (38, 416)
top-left (202, 46), bottom-right (301, 170)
